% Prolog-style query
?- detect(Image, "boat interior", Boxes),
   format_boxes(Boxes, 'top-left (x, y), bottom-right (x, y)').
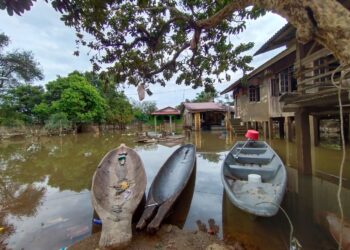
top-left (151, 144), bottom-right (196, 202)
top-left (224, 141), bottom-right (282, 183)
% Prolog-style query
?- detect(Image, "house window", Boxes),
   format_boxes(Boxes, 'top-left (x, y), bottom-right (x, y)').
top-left (279, 69), bottom-right (289, 93)
top-left (314, 55), bottom-right (339, 86)
top-left (314, 58), bottom-right (328, 85)
top-left (271, 78), bottom-right (279, 97)
top-left (249, 85), bottom-right (260, 102)
top-left (277, 66), bottom-right (296, 94)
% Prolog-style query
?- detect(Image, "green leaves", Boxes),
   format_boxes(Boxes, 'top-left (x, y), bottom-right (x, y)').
top-left (51, 0), bottom-right (262, 88)
top-left (0, 32), bottom-right (43, 88)
top-left (46, 73), bottom-right (107, 124)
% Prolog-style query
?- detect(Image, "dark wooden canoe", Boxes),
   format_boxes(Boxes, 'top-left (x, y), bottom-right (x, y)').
top-left (91, 144), bottom-right (146, 249)
top-left (136, 144), bottom-right (196, 233)
top-left (221, 141), bottom-right (287, 217)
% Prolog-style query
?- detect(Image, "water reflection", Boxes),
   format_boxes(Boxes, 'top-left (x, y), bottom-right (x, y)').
top-left (0, 131), bottom-right (348, 249)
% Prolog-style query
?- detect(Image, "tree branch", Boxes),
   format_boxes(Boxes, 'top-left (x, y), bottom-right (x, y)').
top-left (146, 42), bottom-right (190, 77)
top-left (197, 1), bottom-right (249, 29)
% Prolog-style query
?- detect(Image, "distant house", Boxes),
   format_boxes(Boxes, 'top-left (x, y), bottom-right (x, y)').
top-left (183, 102), bottom-right (232, 131)
top-left (151, 106), bottom-right (181, 132)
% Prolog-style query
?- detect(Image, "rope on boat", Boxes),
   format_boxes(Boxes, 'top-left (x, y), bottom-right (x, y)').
top-left (331, 63), bottom-right (350, 250)
top-left (255, 202), bottom-right (301, 250)
top-left (145, 203), bottom-right (159, 208)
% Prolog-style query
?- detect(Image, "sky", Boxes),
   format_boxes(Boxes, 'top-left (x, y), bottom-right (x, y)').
top-left (0, 2), bottom-right (287, 108)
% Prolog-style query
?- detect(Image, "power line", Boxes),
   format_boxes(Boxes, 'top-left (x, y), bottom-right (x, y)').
top-left (126, 86), bottom-right (199, 96)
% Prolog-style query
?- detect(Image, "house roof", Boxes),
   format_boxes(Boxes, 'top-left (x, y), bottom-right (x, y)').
top-left (254, 23), bottom-right (296, 56)
top-left (151, 106), bottom-right (180, 115)
top-left (220, 81), bottom-right (241, 95)
top-left (183, 102), bottom-right (226, 112)
top-left (221, 44), bottom-right (296, 95)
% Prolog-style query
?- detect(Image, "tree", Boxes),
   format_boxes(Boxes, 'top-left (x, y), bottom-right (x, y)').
top-left (192, 84), bottom-right (218, 103)
top-left (0, 32), bottom-right (43, 89)
top-left (43, 73), bottom-right (107, 125)
top-left (133, 101), bottom-right (157, 115)
top-left (82, 71), bottom-right (134, 127)
top-left (132, 100), bottom-right (157, 124)
top-left (105, 91), bottom-right (133, 128)
top-left (2, 0), bottom-right (350, 97)
top-left (0, 84), bottom-right (44, 124)
top-left (2, 1), bottom-right (350, 81)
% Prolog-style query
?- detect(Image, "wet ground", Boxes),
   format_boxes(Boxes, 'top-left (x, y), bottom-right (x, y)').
top-left (0, 130), bottom-right (349, 249)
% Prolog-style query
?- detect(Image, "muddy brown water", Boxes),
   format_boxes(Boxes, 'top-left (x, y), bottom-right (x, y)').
top-left (0, 131), bottom-right (349, 249)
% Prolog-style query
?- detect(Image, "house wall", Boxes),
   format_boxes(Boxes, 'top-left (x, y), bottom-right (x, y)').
top-left (235, 77), bottom-right (295, 123)
top-left (236, 80), bottom-right (269, 122)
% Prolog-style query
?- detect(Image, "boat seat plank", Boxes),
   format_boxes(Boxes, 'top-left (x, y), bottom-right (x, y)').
top-left (228, 164), bottom-right (281, 181)
top-left (232, 150), bottom-right (274, 165)
top-left (235, 148), bottom-right (267, 155)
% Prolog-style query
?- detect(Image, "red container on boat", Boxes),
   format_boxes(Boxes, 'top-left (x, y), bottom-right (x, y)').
top-left (245, 130), bottom-right (259, 141)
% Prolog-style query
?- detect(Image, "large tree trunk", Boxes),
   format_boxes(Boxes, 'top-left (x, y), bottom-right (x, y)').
top-left (198, 0), bottom-right (350, 65)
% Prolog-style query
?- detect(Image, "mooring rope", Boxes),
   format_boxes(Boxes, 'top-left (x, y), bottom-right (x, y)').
top-left (256, 201), bottom-right (301, 250)
top-left (331, 63), bottom-right (350, 250)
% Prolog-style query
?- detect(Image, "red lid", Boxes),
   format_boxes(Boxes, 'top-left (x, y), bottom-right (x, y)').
top-left (245, 130), bottom-right (259, 141)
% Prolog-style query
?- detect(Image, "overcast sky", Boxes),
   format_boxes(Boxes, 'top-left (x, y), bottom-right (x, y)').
top-left (0, 2), bottom-right (286, 108)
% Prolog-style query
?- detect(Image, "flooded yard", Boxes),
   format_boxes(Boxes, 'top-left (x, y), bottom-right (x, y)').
top-left (0, 131), bottom-right (349, 249)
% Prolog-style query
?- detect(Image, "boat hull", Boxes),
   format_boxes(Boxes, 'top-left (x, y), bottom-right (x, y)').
top-left (91, 144), bottom-right (146, 249)
top-left (136, 144), bottom-right (196, 232)
top-left (221, 141), bottom-right (287, 217)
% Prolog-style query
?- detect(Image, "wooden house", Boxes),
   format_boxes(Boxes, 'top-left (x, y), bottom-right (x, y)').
top-left (221, 24), bottom-right (297, 140)
top-left (221, 22), bottom-right (350, 173)
top-left (183, 102), bottom-right (233, 131)
top-left (151, 106), bottom-right (181, 132)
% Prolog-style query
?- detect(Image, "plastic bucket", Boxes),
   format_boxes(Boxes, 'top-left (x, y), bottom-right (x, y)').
top-left (248, 174), bottom-right (262, 183)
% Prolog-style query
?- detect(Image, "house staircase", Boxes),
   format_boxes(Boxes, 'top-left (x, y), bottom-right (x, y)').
top-left (231, 118), bottom-right (246, 136)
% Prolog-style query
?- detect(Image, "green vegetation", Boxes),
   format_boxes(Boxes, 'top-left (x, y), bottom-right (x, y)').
top-left (132, 101), bottom-right (157, 125)
top-left (192, 84), bottom-right (218, 103)
top-left (0, 69), bottom-right (144, 132)
top-left (1, 1), bottom-right (264, 91)
top-left (0, 33), bottom-right (43, 90)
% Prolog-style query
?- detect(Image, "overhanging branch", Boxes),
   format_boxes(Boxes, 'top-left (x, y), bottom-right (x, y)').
top-left (146, 42), bottom-right (190, 77)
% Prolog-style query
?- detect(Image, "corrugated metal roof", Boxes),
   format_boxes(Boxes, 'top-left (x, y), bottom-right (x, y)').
top-left (220, 81), bottom-right (241, 95)
top-left (183, 102), bottom-right (226, 112)
top-left (221, 44), bottom-right (296, 95)
top-left (151, 106), bottom-right (180, 115)
top-left (254, 23), bottom-right (295, 56)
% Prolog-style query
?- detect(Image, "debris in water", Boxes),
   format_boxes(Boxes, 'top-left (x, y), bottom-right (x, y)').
top-left (92, 218), bottom-right (102, 225)
top-left (196, 220), bottom-right (207, 233)
top-left (10, 153), bottom-right (25, 162)
top-left (48, 146), bottom-right (59, 156)
top-left (208, 219), bottom-right (219, 235)
top-left (66, 225), bottom-right (90, 239)
top-left (84, 152), bottom-right (92, 157)
top-left (42, 217), bottom-right (69, 228)
top-left (27, 143), bottom-right (40, 153)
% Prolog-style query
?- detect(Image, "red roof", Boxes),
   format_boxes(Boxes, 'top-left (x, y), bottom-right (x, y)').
top-left (183, 102), bottom-right (226, 112)
top-left (152, 106), bottom-right (180, 115)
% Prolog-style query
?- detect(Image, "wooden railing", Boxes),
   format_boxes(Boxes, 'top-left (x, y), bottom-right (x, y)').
top-left (295, 48), bottom-right (347, 94)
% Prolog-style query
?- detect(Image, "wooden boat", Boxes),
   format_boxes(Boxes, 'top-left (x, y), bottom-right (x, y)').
top-left (221, 140), bottom-right (287, 217)
top-left (158, 135), bottom-right (185, 142)
top-left (91, 144), bottom-right (147, 249)
top-left (136, 144), bottom-right (196, 233)
top-left (135, 137), bottom-right (157, 144)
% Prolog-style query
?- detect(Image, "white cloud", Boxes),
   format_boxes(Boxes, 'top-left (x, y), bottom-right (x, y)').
top-left (0, 4), bottom-right (286, 107)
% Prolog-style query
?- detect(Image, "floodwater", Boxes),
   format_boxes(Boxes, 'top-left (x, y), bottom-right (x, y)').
top-left (0, 131), bottom-right (349, 250)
